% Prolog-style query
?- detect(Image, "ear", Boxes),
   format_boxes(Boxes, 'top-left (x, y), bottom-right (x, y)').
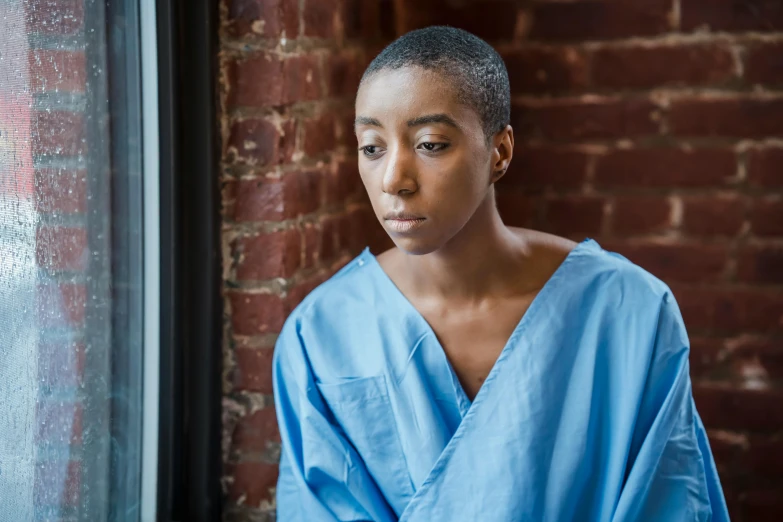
top-left (489, 125), bottom-right (514, 184)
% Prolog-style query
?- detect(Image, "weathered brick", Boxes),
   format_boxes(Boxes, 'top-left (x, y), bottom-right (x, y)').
top-left (36, 226), bottom-right (88, 271)
top-left (591, 44), bottom-right (735, 89)
top-left (738, 244), bottom-right (783, 284)
top-left (681, 0), bottom-right (783, 32)
top-left (504, 47), bottom-right (589, 94)
top-left (741, 488), bottom-right (783, 520)
top-left (541, 196), bottom-right (606, 237)
top-left (402, 0), bottom-right (519, 42)
top-left (745, 41), bottom-right (783, 86)
top-left (328, 51), bottom-right (363, 98)
top-left (287, 272), bottom-right (329, 308)
top-left (496, 192), bottom-right (535, 228)
top-left (235, 228), bottom-right (301, 280)
top-left (303, 0), bottom-right (339, 38)
top-left (325, 160), bottom-right (362, 204)
top-left (725, 336), bottom-right (783, 382)
top-left (673, 285), bottom-right (783, 333)
top-left (694, 385), bottom-right (783, 433)
top-left (232, 407), bottom-right (280, 452)
top-left (302, 221), bottom-right (321, 269)
top-left (688, 336), bottom-right (723, 379)
top-left (25, 0), bottom-right (84, 35)
top-left (612, 195), bottom-right (672, 236)
top-left (594, 148), bottom-right (736, 188)
top-left (234, 170), bottom-right (323, 222)
top-left (513, 98), bottom-right (660, 141)
top-left (28, 50), bottom-right (86, 93)
top-left (233, 347), bottom-right (275, 393)
top-left (681, 195), bottom-right (745, 237)
top-left (530, 0), bottom-right (672, 42)
top-left (751, 197), bottom-right (783, 237)
top-left (227, 54), bottom-right (284, 108)
top-left (499, 146), bottom-right (587, 191)
top-left (343, 0), bottom-right (388, 40)
top-left (603, 242), bottom-right (728, 283)
top-left (669, 98), bottom-right (783, 138)
top-left (32, 110), bottom-right (85, 156)
top-left (302, 113), bottom-right (336, 158)
top-left (225, 462), bottom-right (278, 505)
top-left (227, 118), bottom-right (295, 167)
top-left (35, 168), bottom-right (87, 214)
top-left (229, 291), bottom-right (287, 335)
top-left (283, 55), bottom-right (322, 104)
top-left (225, 0), bottom-right (298, 39)
top-left (747, 147), bottom-right (783, 188)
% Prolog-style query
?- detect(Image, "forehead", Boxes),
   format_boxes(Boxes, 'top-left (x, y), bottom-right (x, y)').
top-left (356, 66), bottom-right (482, 131)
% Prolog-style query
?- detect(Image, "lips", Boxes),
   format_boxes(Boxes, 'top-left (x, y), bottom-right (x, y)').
top-left (384, 212), bottom-right (426, 234)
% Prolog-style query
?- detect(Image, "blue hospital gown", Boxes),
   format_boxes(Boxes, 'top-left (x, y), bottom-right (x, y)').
top-left (273, 239), bottom-right (730, 521)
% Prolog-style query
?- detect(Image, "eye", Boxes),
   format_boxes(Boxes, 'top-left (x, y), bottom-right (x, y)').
top-left (360, 145), bottom-right (383, 158)
top-left (418, 142), bottom-right (450, 153)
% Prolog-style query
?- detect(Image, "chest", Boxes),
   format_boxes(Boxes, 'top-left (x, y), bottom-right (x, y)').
top-left (416, 293), bottom-right (538, 401)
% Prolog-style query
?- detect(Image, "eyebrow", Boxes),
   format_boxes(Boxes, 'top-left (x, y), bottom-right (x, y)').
top-left (354, 113), bottom-right (460, 130)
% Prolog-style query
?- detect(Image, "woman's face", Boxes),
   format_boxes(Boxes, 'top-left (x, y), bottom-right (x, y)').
top-left (355, 66), bottom-right (507, 255)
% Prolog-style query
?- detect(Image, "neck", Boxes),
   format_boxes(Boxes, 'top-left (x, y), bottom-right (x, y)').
top-left (402, 192), bottom-right (528, 302)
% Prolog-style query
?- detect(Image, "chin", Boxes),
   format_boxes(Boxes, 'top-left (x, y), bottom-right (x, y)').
top-left (387, 234), bottom-right (442, 256)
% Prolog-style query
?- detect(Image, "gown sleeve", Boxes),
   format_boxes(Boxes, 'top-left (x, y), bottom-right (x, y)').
top-left (612, 293), bottom-right (730, 522)
top-left (272, 313), bottom-right (397, 522)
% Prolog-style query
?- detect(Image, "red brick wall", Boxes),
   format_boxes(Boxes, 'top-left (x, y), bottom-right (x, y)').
top-left (397, 0), bottom-right (783, 520)
top-left (218, 0), bottom-right (393, 519)
top-left (221, 0), bottom-right (783, 519)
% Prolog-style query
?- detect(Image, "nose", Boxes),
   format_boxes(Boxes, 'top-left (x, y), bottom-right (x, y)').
top-left (382, 146), bottom-right (417, 196)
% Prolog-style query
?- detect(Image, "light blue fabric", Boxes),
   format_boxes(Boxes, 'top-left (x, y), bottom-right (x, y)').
top-left (273, 239), bottom-right (730, 521)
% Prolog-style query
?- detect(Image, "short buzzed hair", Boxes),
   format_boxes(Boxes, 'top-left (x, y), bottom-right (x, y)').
top-left (361, 26), bottom-right (511, 140)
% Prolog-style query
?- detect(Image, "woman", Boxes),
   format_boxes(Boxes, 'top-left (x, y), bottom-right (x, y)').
top-left (273, 26), bottom-right (729, 521)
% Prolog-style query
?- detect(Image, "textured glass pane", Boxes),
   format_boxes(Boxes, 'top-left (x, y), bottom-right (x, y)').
top-left (0, 1), bottom-right (143, 520)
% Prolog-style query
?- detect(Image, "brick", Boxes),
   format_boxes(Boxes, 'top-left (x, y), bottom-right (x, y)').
top-left (283, 55), bottom-right (322, 104)
top-left (612, 195), bottom-right (672, 236)
top-left (325, 160), bottom-right (361, 204)
top-left (496, 192), bottom-right (535, 228)
top-left (694, 385), bottom-right (783, 433)
top-left (530, 0), bottom-right (672, 42)
top-left (594, 148), bottom-right (736, 188)
top-left (591, 44), bottom-right (735, 89)
top-left (540, 196), bottom-right (605, 237)
top-left (504, 47), bottom-right (589, 94)
top-left (303, 221), bottom-right (321, 269)
top-left (669, 98), bottom-right (783, 138)
top-left (751, 197), bottom-right (783, 237)
top-left (229, 291), bottom-right (287, 335)
top-left (681, 195), bottom-right (745, 237)
top-left (737, 244), bottom-right (783, 284)
top-left (225, 462), bottom-right (278, 506)
top-left (672, 286), bottom-right (783, 333)
top-left (39, 341), bottom-right (85, 389)
top-left (303, 0), bottom-right (338, 38)
top-left (32, 111), bottom-right (85, 156)
top-left (235, 228), bottom-right (301, 280)
top-left (725, 337), bottom-right (783, 382)
top-left (36, 226), bottom-right (88, 271)
top-left (25, 0), bottom-right (84, 35)
top-left (226, 0), bottom-right (298, 39)
top-left (36, 400), bottom-right (83, 445)
top-left (401, 0), bottom-right (519, 43)
top-left (513, 98), bottom-right (660, 141)
top-left (38, 282), bottom-right (86, 328)
top-left (28, 50), bottom-right (86, 93)
top-left (741, 489), bottom-right (783, 520)
top-left (336, 110), bottom-right (357, 146)
top-left (745, 41), bottom-right (783, 86)
top-left (500, 146), bottom-right (587, 192)
top-left (234, 170), bottom-right (323, 222)
top-left (35, 168), bottom-right (87, 214)
top-left (603, 242), bottom-right (728, 283)
top-left (287, 272), bottom-right (328, 308)
top-left (681, 0), bottom-right (783, 32)
top-left (34, 459), bottom-right (81, 508)
top-left (302, 113), bottom-right (336, 158)
top-left (227, 54), bottom-right (284, 108)
top-left (328, 51), bottom-right (363, 98)
top-left (233, 407), bottom-right (280, 452)
top-left (233, 347), bottom-right (275, 393)
top-left (227, 118), bottom-right (295, 166)
top-left (343, 0), bottom-right (387, 40)
top-left (747, 147), bottom-right (783, 188)
top-left (688, 336), bottom-right (723, 379)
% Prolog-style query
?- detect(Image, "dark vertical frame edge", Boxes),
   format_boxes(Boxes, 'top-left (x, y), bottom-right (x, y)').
top-left (156, 0), bottom-right (222, 519)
